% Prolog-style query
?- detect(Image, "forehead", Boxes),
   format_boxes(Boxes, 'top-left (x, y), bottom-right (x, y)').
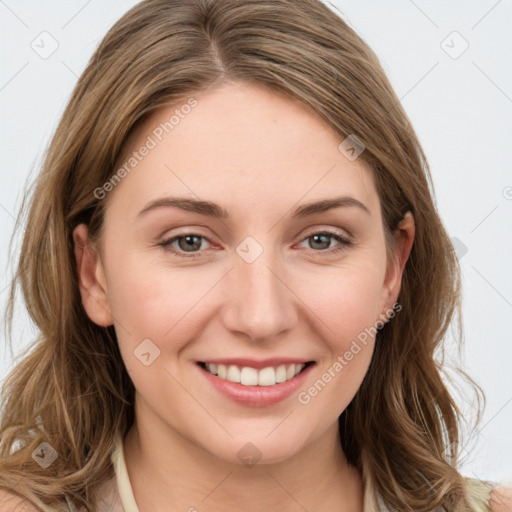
top-left (106, 81), bottom-right (379, 222)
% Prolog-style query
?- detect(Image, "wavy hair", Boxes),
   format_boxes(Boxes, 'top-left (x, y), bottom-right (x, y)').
top-left (0, 0), bottom-right (494, 510)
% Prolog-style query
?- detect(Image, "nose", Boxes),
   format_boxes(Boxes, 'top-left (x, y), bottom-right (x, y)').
top-left (220, 244), bottom-right (298, 343)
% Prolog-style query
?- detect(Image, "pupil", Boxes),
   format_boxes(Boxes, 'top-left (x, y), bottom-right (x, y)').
top-left (312, 234), bottom-right (329, 250)
top-left (180, 235), bottom-right (201, 251)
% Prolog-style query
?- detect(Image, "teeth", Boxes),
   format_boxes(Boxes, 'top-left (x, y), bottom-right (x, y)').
top-left (295, 363), bottom-right (305, 376)
top-left (240, 367), bottom-right (258, 385)
top-left (204, 362), bottom-right (308, 386)
top-left (227, 365), bottom-right (241, 383)
top-left (258, 367), bottom-right (275, 386)
top-left (275, 365), bottom-right (287, 383)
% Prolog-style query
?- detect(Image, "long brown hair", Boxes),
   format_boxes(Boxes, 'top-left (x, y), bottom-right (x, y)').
top-left (0, 0), bottom-right (494, 510)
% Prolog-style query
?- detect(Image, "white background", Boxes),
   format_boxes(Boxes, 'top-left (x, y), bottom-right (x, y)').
top-left (1, 0), bottom-right (511, 485)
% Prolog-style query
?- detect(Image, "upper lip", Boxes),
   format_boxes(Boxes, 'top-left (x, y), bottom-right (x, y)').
top-left (198, 358), bottom-right (314, 369)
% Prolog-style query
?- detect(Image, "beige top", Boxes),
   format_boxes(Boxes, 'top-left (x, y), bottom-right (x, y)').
top-left (93, 433), bottom-right (496, 512)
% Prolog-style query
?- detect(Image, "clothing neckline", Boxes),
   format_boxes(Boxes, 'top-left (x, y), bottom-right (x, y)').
top-left (109, 433), bottom-right (495, 512)
top-left (110, 432), bottom-right (379, 512)
top-left (112, 433), bottom-right (140, 512)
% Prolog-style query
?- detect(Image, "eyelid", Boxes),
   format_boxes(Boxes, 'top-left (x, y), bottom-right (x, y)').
top-left (156, 228), bottom-right (214, 250)
top-left (299, 225), bottom-right (352, 243)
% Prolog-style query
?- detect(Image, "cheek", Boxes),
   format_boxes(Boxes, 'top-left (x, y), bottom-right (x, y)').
top-left (294, 269), bottom-right (382, 422)
top-left (104, 250), bottom-right (210, 362)
top-left (294, 259), bottom-right (386, 349)
top-left (291, 259), bottom-right (385, 408)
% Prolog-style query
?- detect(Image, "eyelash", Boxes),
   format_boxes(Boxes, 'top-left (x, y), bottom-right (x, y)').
top-left (157, 230), bottom-right (352, 259)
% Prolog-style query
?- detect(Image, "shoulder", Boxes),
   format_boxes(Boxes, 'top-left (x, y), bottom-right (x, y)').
top-left (0, 488), bottom-right (39, 511)
top-left (489, 484), bottom-right (512, 512)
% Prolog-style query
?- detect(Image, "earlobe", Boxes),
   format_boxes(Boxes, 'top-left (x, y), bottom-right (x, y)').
top-left (72, 223), bottom-right (114, 327)
top-left (381, 211), bottom-right (415, 313)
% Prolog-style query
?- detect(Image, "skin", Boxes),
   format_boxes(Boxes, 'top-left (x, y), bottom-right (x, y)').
top-left (73, 80), bottom-right (415, 511)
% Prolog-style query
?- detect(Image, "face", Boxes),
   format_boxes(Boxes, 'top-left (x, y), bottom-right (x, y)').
top-left (74, 80), bottom-right (414, 466)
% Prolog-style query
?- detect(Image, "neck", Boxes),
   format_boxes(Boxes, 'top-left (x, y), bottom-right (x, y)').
top-left (123, 406), bottom-right (364, 512)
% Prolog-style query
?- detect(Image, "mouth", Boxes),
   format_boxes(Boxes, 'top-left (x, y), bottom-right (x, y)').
top-left (197, 360), bottom-right (315, 386)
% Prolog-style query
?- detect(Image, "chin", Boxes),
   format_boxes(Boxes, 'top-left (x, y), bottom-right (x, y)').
top-left (203, 432), bottom-right (309, 468)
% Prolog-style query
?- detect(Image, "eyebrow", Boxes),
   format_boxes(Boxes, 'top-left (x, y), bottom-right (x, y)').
top-left (137, 195), bottom-right (371, 220)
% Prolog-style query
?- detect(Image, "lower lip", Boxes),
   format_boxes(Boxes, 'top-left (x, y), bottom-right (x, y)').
top-left (197, 363), bottom-right (314, 407)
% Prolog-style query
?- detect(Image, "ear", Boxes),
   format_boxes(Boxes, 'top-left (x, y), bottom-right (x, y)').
top-left (380, 211), bottom-right (415, 315)
top-left (73, 223), bottom-right (114, 327)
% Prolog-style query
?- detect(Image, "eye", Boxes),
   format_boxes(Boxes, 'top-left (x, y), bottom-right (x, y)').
top-left (296, 230), bottom-right (352, 255)
top-left (158, 233), bottom-right (212, 258)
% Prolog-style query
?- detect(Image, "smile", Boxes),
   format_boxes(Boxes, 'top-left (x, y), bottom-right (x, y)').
top-left (199, 361), bottom-right (313, 386)
top-left (196, 358), bottom-right (316, 407)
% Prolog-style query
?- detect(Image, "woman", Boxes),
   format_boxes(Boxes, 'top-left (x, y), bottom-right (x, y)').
top-left (0, 0), bottom-right (510, 511)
